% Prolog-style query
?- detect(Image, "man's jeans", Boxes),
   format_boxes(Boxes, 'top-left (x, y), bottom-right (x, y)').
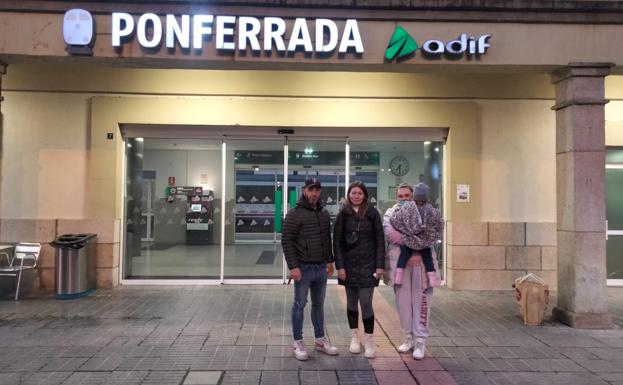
top-left (291, 263), bottom-right (328, 341)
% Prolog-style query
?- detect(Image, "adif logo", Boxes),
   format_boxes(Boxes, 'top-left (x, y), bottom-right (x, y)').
top-left (385, 26), bottom-right (491, 61)
top-left (63, 9), bottom-right (95, 55)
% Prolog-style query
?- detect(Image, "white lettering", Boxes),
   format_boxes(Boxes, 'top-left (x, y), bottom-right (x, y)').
top-left (137, 13), bottom-right (162, 48)
top-left (468, 36), bottom-right (477, 54)
top-left (216, 16), bottom-right (236, 50)
top-left (193, 14), bottom-right (213, 49)
top-left (315, 19), bottom-right (338, 52)
top-left (112, 12), bottom-right (134, 47)
top-left (166, 14), bottom-right (190, 49)
top-left (264, 17), bottom-right (286, 52)
top-left (422, 39), bottom-right (444, 55)
top-left (338, 19), bottom-right (364, 53)
top-left (446, 33), bottom-right (466, 55)
top-left (111, 13), bottom-right (365, 57)
top-left (477, 35), bottom-right (491, 54)
top-left (239, 16), bottom-right (261, 51)
top-left (288, 18), bottom-right (313, 52)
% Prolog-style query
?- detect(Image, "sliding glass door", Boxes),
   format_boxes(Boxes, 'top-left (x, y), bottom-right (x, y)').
top-left (224, 139), bottom-right (285, 280)
top-left (122, 135), bottom-right (444, 283)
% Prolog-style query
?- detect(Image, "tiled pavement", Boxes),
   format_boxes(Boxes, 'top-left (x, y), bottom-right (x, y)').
top-left (0, 285), bottom-right (622, 385)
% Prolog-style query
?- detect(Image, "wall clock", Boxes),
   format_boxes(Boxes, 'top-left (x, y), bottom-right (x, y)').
top-left (389, 156), bottom-right (409, 176)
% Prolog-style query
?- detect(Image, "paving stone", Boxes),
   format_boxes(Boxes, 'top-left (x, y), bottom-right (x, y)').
top-left (219, 371), bottom-right (261, 385)
top-left (258, 370), bottom-right (300, 385)
top-left (141, 370), bottom-right (186, 385)
top-left (39, 358), bottom-right (89, 372)
top-left (375, 370), bottom-right (417, 385)
top-left (414, 371), bottom-right (460, 385)
top-left (299, 370), bottom-right (339, 385)
top-left (16, 372), bottom-right (71, 385)
top-left (183, 371), bottom-right (223, 385)
top-left (336, 370), bottom-right (378, 385)
top-left (575, 359), bottom-right (623, 372)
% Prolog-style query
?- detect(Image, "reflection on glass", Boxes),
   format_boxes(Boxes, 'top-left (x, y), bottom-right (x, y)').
top-left (348, 141), bottom-right (444, 279)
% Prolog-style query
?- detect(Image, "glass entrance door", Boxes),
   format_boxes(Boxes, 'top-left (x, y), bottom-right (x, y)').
top-left (224, 139), bottom-right (285, 280)
top-left (122, 132), bottom-right (445, 284)
top-left (606, 148), bottom-right (623, 285)
top-left (287, 140), bottom-right (348, 231)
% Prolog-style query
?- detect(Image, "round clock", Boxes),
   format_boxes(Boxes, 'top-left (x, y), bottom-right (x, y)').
top-left (389, 156), bottom-right (410, 176)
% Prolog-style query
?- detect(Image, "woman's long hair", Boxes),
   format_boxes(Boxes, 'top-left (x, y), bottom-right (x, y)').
top-left (344, 180), bottom-right (370, 219)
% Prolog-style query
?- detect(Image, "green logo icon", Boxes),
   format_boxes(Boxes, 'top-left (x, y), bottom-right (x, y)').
top-left (385, 26), bottom-right (418, 61)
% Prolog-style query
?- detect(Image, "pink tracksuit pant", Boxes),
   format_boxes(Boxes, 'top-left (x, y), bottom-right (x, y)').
top-left (393, 261), bottom-right (432, 338)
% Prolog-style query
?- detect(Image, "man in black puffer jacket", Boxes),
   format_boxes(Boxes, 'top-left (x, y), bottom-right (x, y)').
top-left (282, 177), bottom-right (338, 361)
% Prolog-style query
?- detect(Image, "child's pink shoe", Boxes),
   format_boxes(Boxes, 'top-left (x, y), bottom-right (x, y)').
top-left (427, 272), bottom-right (440, 288)
top-left (395, 268), bottom-right (405, 285)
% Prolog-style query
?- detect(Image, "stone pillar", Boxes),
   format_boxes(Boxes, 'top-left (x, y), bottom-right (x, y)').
top-left (551, 63), bottom-right (613, 329)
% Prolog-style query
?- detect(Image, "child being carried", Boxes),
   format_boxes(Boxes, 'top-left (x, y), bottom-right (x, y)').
top-left (389, 200), bottom-right (439, 287)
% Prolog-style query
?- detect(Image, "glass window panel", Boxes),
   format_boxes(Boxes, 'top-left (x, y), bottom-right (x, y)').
top-left (606, 168), bottom-right (623, 230)
top-left (348, 140), bottom-right (444, 280)
top-left (123, 138), bottom-right (222, 279)
top-left (607, 235), bottom-right (623, 280)
top-left (606, 148), bottom-right (623, 164)
top-left (287, 140), bottom-right (347, 232)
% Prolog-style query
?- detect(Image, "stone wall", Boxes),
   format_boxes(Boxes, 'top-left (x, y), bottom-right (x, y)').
top-left (446, 222), bottom-right (557, 291)
top-left (0, 219), bottom-right (120, 297)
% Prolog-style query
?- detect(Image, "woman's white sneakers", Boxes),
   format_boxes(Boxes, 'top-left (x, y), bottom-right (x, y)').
top-left (364, 333), bottom-right (376, 358)
top-left (349, 329), bottom-right (361, 354)
top-left (398, 335), bottom-right (426, 360)
top-left (398, 335), bottom-right (414, 353)
top-left (292, 340), bottom-right (309, 361)
top-left (412, 338), bottom-right (426, 360)
top-left (314, 337), bottom-right (339, 356)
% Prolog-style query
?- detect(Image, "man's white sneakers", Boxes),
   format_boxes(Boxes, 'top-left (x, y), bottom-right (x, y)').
top-left (314, 337), bottom-right (339, 356)
top-left (363, 333), bottom-right (376, 358)
top-left (412, 337), bottom-right (426, 360)
top-left (293, 340), bottom-right (308, 361)
top-left (349, 329), bottom-right (361, 354)
top-left (398, 334), bottom-right (414, 353)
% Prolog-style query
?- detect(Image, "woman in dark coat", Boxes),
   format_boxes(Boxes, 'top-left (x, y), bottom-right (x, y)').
top-left (334, 181), bottom-right (385, 358)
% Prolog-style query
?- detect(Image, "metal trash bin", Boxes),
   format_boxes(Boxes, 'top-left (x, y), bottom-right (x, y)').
top-left (51, 233), bottom-right (97, 299)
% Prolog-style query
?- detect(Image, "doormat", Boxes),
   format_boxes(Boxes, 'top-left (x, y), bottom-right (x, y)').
top-left (256, 250), bottom-right (276, 264)
top-left (141, 243), bottom-right (176, 251)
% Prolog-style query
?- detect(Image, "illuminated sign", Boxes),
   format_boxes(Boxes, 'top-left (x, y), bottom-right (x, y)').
top-left (112, 13), bottom-right (364, 54)
top-left (385, 26), bottom-right (491, 61)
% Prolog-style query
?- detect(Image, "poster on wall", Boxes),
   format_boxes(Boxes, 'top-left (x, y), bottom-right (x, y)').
top-left (456, 183), bottom-right (470, 203)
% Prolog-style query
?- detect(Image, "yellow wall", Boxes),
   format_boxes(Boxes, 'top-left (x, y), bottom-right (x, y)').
top-left (2, 92), bottom-right (90, 218)
top-left (1, 63), bottom-right (559, 223)
top-left (479, 100), bottom-right (556, 222)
